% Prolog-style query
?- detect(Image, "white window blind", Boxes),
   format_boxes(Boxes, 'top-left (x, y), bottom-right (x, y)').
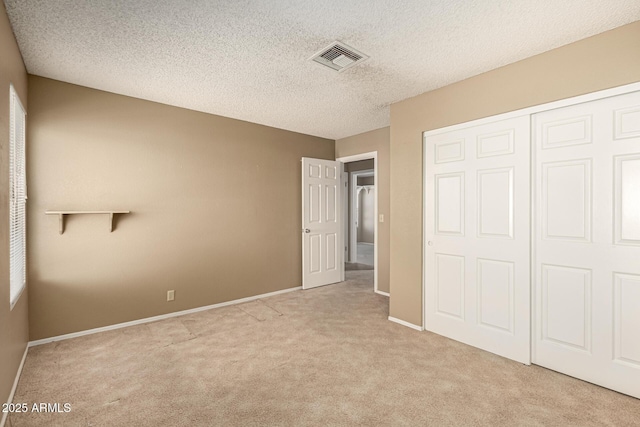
top-left (9, 85), bottom-right (26, 308)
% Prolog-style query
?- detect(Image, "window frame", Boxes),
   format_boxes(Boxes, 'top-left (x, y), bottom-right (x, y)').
top-left (9, 84), bottom-right (27, 310)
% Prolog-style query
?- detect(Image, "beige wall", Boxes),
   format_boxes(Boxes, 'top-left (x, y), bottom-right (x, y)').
top-left (27, 76), bottom-right (334, 340)
top-left (389, 21), bottom-right (640, 326)
top-left (336, 127), bottom-right (390, 293)
top-left (357, 176), bottom-right (374, 186)
top-left (345, 159), bottom-right (374, 173)
top-left (0, 2), bottom-right (29, 409)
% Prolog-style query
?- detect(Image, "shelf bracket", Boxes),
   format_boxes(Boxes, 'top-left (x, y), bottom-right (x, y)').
top-left (45, 210), bottom-right (131, 234)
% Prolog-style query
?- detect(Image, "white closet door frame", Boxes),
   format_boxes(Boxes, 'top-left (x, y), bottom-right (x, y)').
top-left (422, 81), bottom-right (640, 341)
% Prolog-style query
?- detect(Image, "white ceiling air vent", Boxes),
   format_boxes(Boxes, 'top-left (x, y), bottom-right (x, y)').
top-left (309, 41), bottom-right (369, 72)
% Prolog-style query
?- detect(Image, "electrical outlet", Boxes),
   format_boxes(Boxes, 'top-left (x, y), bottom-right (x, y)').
top-left (167, 290), bottom-right (175, 301)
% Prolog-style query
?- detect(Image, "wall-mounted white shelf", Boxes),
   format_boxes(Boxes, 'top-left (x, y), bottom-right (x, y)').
top-left (45, 210), bottom-right (130, 234)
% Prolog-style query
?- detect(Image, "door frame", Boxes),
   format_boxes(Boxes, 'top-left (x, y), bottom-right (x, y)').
top-left (336, 151), bottom-right (380, 295)
top-left (422, 81), bottom-right (640, 333)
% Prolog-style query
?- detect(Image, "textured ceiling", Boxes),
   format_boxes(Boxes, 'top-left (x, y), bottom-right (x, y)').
top-left (5, 1), bottom-right (640, 139)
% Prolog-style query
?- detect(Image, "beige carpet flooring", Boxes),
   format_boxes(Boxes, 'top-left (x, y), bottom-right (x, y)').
top-left (8, 270), bottom-right (640, 426)
top-left (344, 262), bottom-right (373, 271)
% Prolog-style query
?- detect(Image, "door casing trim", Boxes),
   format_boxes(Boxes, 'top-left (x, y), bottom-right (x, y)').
top-left (337, 151), bottom-right (379, 294)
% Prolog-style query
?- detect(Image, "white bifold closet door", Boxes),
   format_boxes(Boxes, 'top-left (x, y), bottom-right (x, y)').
top-left (425, 116), bottom-right (531, 364)
top-left (533, 91), bottom-right (640, 398)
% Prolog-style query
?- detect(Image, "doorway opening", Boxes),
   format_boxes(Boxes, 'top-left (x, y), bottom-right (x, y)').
top-left (350, 168), bottom-right (374, 268)
top-left (337, 151), bottom-right (380, 294)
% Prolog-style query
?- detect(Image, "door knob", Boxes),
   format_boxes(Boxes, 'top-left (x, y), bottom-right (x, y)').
top-left (303, 228), bottom-right (310, 233)
top-left (427, 241), bottom-right (433, 246)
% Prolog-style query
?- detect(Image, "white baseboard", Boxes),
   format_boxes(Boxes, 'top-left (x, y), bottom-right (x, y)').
top-left (375, 290), bottom-right (390, 297)
top-left (29, 286), bottom-right (302, 347)
top-left (0, 345), bottom-right (28, 427)
top-left (388, 316), bottom-right (423, 331)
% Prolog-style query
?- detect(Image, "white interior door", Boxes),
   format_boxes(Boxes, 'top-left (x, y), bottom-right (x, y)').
top-left (425, 116), bottom-right (531, 364)
top-left (302, 157), bottom-right (343, 289)
top-left (533, 91), bottom-right (640, 398)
